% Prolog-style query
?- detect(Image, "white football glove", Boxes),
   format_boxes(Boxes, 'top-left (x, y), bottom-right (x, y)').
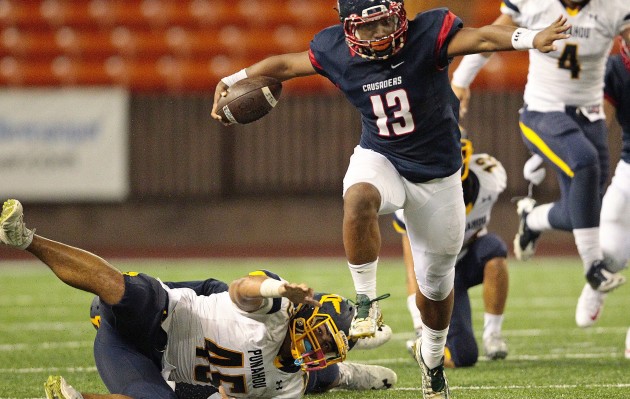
top-left (523, 153), bottom-right (546, 185)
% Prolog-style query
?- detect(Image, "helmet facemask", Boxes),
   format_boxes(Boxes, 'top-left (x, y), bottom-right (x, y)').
top-left (290, 294), bottom-right (352, 371)
top-left (341, 2), bottom-right (408, 60)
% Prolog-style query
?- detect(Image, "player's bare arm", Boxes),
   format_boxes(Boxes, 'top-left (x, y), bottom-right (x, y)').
top-left (211, 51), bottom-right (315, 121)
top-left (447, 15), bottom-right (570, 57)
top-left (229, 274), bottom-right (319, 312)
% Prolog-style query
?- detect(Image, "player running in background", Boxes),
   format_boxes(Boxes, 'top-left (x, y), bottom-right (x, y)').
top-left (211, 2), bottom-right (568, 397)
top-left (394, 138), bottom-right (510, 368)
top-left (450, 0), bottom-right (630, 328)
top-left (0, 199), bottom-right (396, 399)
top-left (598, 37), bottom-right (630, 355)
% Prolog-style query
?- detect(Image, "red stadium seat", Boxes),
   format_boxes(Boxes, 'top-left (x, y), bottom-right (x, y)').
top-left (0, 28), bottom-right (60, 59)
top-left (284, 0), bottom-right (339, 28)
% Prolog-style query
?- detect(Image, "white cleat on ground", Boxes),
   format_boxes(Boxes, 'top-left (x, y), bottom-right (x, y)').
top-left (44, 376), bottom-right (83, 399)
top-left (575, 283), bottom-right (606, 328)
top-left (411, 338), bottom-right (450, 399)
top-left (336, 362), bottom-right (397, 390)
top-left (0, 199), bottom-right (34, 249)
top-left (483, 333), bottom-right (508, 360)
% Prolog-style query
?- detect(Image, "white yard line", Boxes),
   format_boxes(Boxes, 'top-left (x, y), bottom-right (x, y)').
top-left (0, 341), bottom-right (92, 351)
top-left (394, 383), bottom-right (630, 391)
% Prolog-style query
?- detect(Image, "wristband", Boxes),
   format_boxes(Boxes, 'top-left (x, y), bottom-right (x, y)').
top-left (221, 68), bottom-right (248, 87)
top-left (511, 28), bottom-right (539, 50)
top-left (259, 278), bottom-right (285, 298)
top-left (451, 53), bottom-right (490, 88)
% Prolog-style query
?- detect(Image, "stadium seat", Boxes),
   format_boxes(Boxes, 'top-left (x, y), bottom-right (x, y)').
top-left (470, 0), bottom-right (501, 27)
top-left (285, 0), bottom-right (339, 28)
top-left (0, 28), bottom-right (60, 59)
top-left (0, 0), bottom-right (399, 92)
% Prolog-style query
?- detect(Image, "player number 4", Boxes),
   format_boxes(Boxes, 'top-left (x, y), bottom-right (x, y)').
top-left (370, 89), bottom-right (415, 137)
top-left (558, 43), bottom-right (581, 79)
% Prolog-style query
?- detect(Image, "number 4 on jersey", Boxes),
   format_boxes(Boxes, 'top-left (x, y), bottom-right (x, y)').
top-left (558, 43), bottom-right (581, 79)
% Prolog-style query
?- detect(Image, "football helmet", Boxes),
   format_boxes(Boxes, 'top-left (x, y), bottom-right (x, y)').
top-left (459, 126), bottom-right (473, 182)
top-left (460, 138), bottom-right (473, 181)
top-left (290, 293), bottom-right (354, 371)
top-left (337, 0), bottom-right (408, 60)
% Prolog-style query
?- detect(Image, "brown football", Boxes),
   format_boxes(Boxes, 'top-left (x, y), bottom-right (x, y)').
top-left (216, 76), bottom-right (283, 124)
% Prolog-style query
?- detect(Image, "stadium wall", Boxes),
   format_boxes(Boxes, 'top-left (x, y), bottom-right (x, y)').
top-left (0, 91), bottom-right (621, 259)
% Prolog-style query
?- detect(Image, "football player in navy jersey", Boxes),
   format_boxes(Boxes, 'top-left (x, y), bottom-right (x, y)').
top-left (212, 2), bottom-right (568, 397)
top-left (451, 0), bottom-right (630, 332)
top-left (599, 37), bottom-right (630, 356)
top-left (0, 199), bottom-right (396, 399)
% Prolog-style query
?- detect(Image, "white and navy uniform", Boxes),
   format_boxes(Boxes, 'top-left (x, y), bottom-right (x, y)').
top-left (309, 8), bottom-right (467, 301)
top-left (93, 271), bottom-right (307, 399)
top-left (600, 53), bottom-right (630, 272)
top-left (161, 287), bottom-right (305, 398)
top-left (394, 154), bottom-right (508, 366)
top-left (502, 0), bottom-right (630, 231)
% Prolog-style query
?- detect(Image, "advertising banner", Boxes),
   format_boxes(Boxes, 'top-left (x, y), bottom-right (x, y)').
top-left (0, 88), bottom-right (129, 201)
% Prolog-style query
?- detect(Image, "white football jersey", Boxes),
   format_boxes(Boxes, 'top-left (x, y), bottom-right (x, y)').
top-left (461, 154), bottom-right (507, 246)
top-left (395, 153), bottom-right (506, 252)
top-left (501, 0), bottom-right (630, 113)
top-left (160, 286), bottom-right (306, 398)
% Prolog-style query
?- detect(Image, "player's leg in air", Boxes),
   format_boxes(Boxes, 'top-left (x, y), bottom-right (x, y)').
top-left (514, 111), bottom-right (625, 300)
top-left (0, 199), bottom-right (174, 399)
top-left (342, 147), bottom-right (401, 342)
top-left (582, 159), bottom-right (630, 329)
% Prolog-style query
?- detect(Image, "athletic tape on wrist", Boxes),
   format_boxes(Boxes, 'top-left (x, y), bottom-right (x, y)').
top-left (259, 278), bottom-right (285, 298)
top-left (511, 28), bottom-right (539, 50)
top-left (221, 69), bottom-right (248, 87)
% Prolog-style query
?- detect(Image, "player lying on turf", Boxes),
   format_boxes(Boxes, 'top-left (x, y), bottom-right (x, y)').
top-left (0, 199), bottom-right (396, 399)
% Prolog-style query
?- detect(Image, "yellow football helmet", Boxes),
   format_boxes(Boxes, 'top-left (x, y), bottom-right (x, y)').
top-left (290, 293), bottom-right (353, 371)
top-left (460, 138), bottom-right (473, 181)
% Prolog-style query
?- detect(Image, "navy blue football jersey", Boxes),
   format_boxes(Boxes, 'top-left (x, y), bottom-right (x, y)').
top-left (604, 54), bottom-right (630, 163)
top-left (309, 8), bottom-right (464, 183)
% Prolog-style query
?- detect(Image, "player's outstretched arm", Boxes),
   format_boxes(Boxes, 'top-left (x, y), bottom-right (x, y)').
top-left (211, 51), bottom-right (315, 122)
top-left (447, 15), bottom-right (570, 57)
top-left (229, 274), bottom-right (319, 312)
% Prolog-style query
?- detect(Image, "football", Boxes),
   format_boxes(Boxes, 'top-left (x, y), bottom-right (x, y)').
top-left (216, 76), bottom-right (283, 125)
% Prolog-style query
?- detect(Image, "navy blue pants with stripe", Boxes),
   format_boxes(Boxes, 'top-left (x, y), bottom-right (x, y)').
top-left (519, 107), bottom-right (608, 230)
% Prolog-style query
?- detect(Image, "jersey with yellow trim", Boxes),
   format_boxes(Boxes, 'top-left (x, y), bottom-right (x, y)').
top-left (394, 153), bottom-right (506, 248)
top-left (501, 0), bottom-right (630, 113)
top-left (160, 272), bottom-right (306, 398)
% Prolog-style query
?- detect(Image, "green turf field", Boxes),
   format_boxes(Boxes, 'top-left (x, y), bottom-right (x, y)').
top-left (1, 256), bottom-right (628, 398)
